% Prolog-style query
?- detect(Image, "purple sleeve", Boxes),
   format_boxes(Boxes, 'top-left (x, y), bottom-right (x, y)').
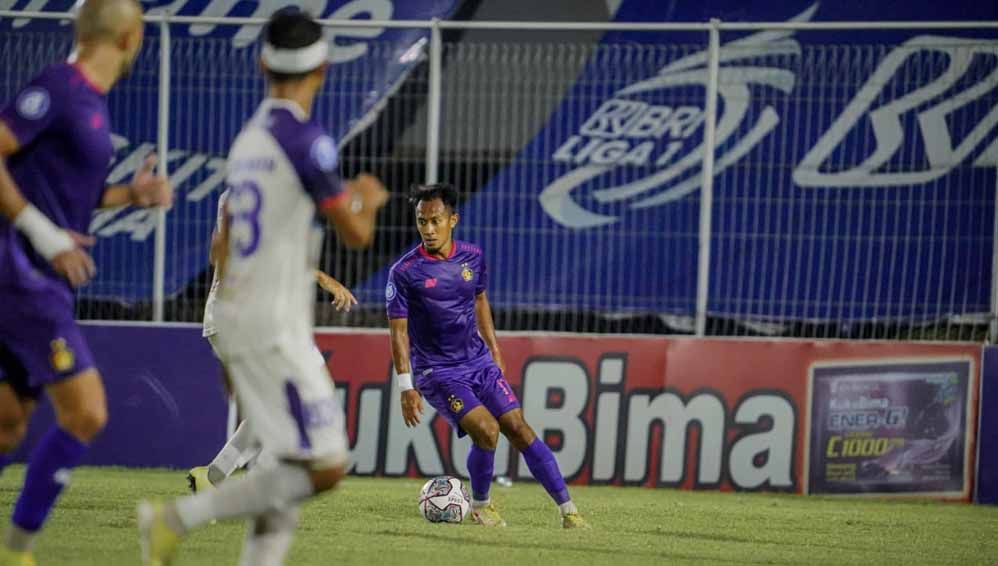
top-left (295, 131), bottom-right (347, 211)
top-left (386, 268), bottom-right (409, 319)
top-left (476, 252), bottom-right (488, 295)
top-left (270, 112), bottom-right (347, 211)
top-left (0, 69), bottom-right (62, 148)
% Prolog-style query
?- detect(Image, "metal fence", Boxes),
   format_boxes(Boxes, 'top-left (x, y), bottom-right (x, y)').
top-left (1, 13), bottom-right (997, 341)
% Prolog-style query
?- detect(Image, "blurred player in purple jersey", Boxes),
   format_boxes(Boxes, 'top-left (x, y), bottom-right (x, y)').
top-left (0, 0), bottom-right (171, 563)
top-left (388, 184), bottom-right (588, 529)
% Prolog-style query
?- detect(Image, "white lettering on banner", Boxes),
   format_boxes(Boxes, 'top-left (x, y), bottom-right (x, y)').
top-left (142, 0), bottom-right (394, 57)
top-left (728, 394), bottom-right (795, 489)
top-left (592, 355), bottom-right (625, 482)
top-left (793, 35), bottom-right (998, 187)
top-left (625, 392), bottom-right (725, 485)
top-left (538, 4), bottom-right (816, 229)
top-left (333, 353), bottom-right (797, 491)
top-left (349, 387), bottom-right (382, 474)
top-left (539, 1), bottom-right (998, 228)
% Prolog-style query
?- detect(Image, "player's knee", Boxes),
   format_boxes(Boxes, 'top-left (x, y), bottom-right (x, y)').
top-left (57, 403), bottom-right (108, 442)
top-left (472, 419), bottom-right (500, 450)
top-left (503, 417), bottom-right (535, 450)
top-left (0, 418), bottom-right (27, 453)
top-left (309, 463), bottom-right (346, 493)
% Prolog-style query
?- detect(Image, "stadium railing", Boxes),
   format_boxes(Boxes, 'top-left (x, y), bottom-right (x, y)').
top-left (1, 12), bottom-right (997, 341)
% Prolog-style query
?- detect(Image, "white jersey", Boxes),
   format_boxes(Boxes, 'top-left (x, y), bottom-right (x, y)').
top-left (212, 98), bottom-right (346, 358)
top-left (202, 189), bottom-right (229, 338)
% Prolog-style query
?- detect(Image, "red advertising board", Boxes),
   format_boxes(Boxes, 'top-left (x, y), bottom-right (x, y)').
top-left (315, 331), bottom-right (980, 498)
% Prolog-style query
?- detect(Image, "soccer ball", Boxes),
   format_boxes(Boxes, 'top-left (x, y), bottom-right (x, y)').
top-left (418, 476), bottom-right (470, 523)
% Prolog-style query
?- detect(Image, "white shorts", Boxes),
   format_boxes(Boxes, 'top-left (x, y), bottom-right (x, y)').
top-left (206, 334), bottom-right (325, 370)
top-left (221, 343), bottom-right (349, 469)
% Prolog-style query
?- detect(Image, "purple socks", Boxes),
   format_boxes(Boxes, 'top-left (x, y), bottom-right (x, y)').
top-left (467, 445), bottom-right (495, 502)
top-left (521, 438), bottom-right (570, 505)
top-left (12, 427), bottom-right (88, 532)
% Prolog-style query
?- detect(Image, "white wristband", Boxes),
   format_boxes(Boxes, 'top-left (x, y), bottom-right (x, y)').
top-left (13, 204), bottom-right (74, 260)
top-left (397, 372), bottom-right (414, 392)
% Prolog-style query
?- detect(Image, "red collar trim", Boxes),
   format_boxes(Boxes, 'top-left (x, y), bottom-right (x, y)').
top-left (418, 242), bottom-right (457, 261)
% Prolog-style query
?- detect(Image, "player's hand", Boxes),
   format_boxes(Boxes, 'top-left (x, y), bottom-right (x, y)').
top-left (51, 231), bottom-right (96, 287)
top-left (350, 174), bottom-right (389, 211)
top-left (130, 154), bottom-right (173, 208)
top-left (316, 271), bottom-right (358, 312)
top-left (495, 358), bottom-right (507, 376)
top-left (401, 389), bottom-right (423, 427)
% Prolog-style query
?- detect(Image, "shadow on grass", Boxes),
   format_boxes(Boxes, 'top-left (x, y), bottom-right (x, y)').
top-left (374, 529), bottom-right (793, 565)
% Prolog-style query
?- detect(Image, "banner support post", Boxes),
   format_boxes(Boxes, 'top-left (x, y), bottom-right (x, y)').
top-left (695, 18), bottom-right (721, 337)
top-left (425, 18), bottom-right (442, 184)
top-left (153, 14), bottom-right (171, 322)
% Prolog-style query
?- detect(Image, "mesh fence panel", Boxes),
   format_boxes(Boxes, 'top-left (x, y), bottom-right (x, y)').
top-left (1, 25), bottom-right (995, 340)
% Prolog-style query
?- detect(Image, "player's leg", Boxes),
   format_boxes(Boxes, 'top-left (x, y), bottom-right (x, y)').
top-left (237, 504), bottom-right (300, 566)
top-left (0, 302), bottom-right (107, 555)
top-left (189, 338), bottom-right (262, 492)
top-left (0, 385), bottom-right (33, 463)
top-left (5, 368), bottom-right (107, 556)
top-left (497, 408), bottom-right (587, 528)
top-left (475, 365), bottom-right (587, 528)
top-left (458, 406), bottom-right (506, 525)
top-left (0, 344), bottom-right (39, 474)
top-left (417, 371), bottom-right (505, 526)
top-left (139, 345), bottom-right (348, 564)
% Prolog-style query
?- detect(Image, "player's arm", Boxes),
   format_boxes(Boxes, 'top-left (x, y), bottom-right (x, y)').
top-left (321, 173), bottom-right (388, 249)
top-left (315, 270), bottom-right (357, 312)
top-left (209, 199), bottom-right (230, 280)
top-left (389, 317), bottom-right (423, 427)
top-left (475, 291), bottom-right (506, 375)
top-left (0, 121), bottom-right (95, 287)
top-left (99, 154), bottom-right (173, 209)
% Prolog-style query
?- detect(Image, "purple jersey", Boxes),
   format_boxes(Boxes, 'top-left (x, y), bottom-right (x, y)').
top-left (386, 240), bottom-right (490, 372)
top-left (0, 63), bottom-right (110, 394)
top-left (0, 63), bottom-right (113, 292)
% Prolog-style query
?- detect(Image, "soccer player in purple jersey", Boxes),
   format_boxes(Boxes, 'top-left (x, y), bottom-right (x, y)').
top-left (387, 184), bottom-right (588, 529)
top-left (0, 0), bottom-right (171, 563)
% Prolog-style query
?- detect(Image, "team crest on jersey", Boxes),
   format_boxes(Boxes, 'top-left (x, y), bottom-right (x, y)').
top-left (385, 281), bottom-right (396, 301)
top-left (310, 135), bottom-right (338, 172)
top-left (448, 395), bottom-right (464, 413)
top-left (461, 263), bottom-right (473, 282)
top-left (49, 339), bottom-right (75, 373)
top-left (16, 87), bottom-right (49, 120)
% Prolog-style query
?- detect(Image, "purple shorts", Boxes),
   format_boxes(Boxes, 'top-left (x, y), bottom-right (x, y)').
top-left (416, 362), bottom-right (521, 437)
top-left (0, 285), bottom-right (95, 399)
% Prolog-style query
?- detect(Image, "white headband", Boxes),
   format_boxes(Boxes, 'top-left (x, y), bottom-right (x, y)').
top-left (261, 40), bottom-right (329, 73)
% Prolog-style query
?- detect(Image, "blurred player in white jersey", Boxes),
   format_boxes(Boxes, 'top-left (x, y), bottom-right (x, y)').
top-left (138, 8), bottom-right (388, 566)
top-left (187, 188), bottom-right (358, 493)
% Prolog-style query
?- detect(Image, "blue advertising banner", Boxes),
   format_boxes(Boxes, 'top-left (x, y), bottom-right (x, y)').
top-left (4, 0), bottom-right (996, 323)
top-left (1, 0), bottom-right (459, 301)
top-left (361, 0), bottom-right (998, 322)
top-left (806, 359), bottom-right (975, 497)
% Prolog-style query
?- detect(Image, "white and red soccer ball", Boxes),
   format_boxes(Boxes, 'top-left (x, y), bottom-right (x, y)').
top-left (418, 476), bottom-right (470, 523)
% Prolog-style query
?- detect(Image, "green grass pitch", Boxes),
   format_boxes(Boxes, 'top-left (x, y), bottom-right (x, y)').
top-left (1, 466), bottom-right (996, 565)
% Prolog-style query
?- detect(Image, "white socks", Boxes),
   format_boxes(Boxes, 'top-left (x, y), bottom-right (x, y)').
top-left (173, 462), bottom-right (313, 532)
top-left (208, 420), bottom-right (260, 485)
top-left (471, 498), bottom-right (490, 509)
top-left (558, 501), bottom-right (578, 516)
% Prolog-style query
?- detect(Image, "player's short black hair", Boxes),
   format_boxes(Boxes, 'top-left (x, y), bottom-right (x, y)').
top-left (263, 7), bottom-right (323, 84)
top-left (408, 183), bottom-right (458, 213)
